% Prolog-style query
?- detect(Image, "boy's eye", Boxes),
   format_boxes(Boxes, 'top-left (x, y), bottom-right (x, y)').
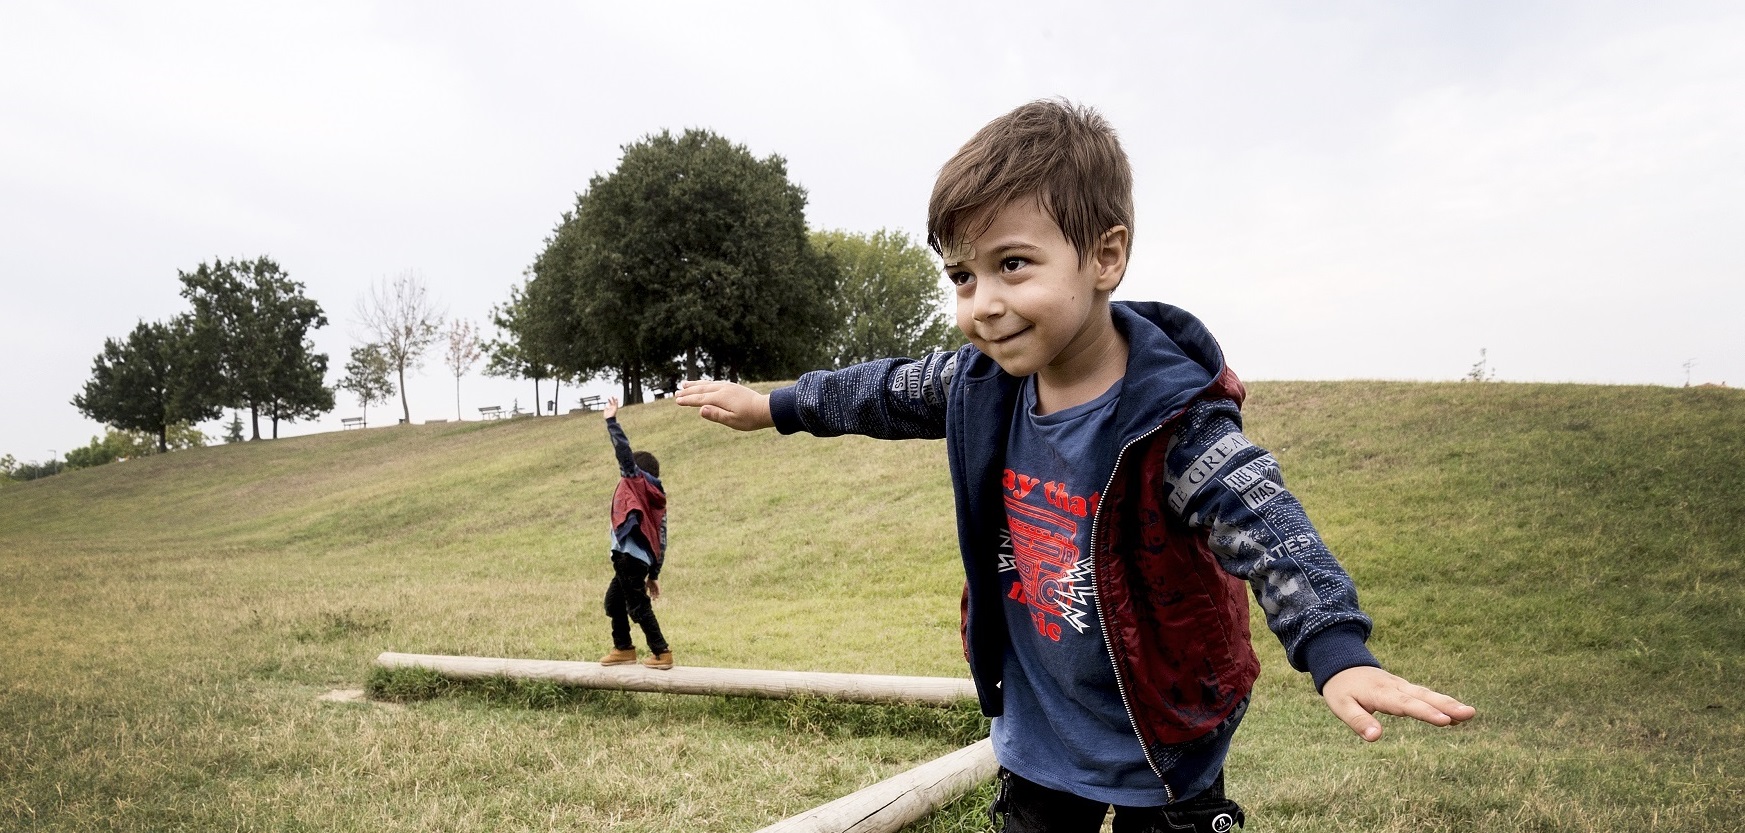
top-left (947, 270), bottom-right (975, 287)
top-left (1000, 257), bottom-right (1027, 272)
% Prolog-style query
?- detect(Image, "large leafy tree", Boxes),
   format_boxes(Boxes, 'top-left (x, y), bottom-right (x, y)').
top-left (811, 228), bottom-right (960, 367)
top-left (72, 317), bottom-right (220, 453)
top-left (527, 129), bottom-right (838, 402)
top-left (179, 257), bottom-right (333, 440)
top-left (355, 270), bottom-right (442, 425)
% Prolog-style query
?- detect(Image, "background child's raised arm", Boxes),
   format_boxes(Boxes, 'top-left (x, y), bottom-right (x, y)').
top-left (603, 397), bottom-right (638, 476)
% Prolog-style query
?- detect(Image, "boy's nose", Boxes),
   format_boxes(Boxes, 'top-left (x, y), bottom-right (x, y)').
top-left (971, 281), bottom-right (1006, 320)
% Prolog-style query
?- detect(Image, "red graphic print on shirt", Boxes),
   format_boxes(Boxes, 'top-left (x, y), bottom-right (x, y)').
top-left (1000, 468), bottom-right (1100, 643)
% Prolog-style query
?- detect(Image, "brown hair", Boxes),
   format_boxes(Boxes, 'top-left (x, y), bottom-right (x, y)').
top-left (928, 99), bottom-right (1133, 265)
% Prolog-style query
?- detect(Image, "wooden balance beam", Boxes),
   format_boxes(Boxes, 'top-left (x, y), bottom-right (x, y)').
top-left (754, 738), bottom-right (995, 833)
top-left (373, 652), bottom-right (978, 706)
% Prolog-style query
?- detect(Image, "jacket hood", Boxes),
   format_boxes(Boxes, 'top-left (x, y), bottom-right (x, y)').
top-left (1108, 300), bottom-right (1234, 439)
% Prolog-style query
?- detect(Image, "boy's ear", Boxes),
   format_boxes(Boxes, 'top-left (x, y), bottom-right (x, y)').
top-left (1092, 225), bottom-right (1129, 292)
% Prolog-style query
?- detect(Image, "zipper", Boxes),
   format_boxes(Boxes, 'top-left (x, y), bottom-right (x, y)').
top-left (1087, 420), bottom-right (1172, 803)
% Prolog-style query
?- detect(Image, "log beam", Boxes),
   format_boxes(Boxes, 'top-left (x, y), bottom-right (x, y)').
top-left (754, 738), bottom-right (996, 833)
top-left (374, 652), bottom-right (977, 707)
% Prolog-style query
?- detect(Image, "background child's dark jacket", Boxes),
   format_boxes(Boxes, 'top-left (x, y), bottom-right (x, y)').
top-left (608, 417), bottom-right (667, 576)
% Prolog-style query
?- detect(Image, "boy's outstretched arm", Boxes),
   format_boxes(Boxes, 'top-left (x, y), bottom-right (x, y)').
top-left (674, 380), bottom-right (773, 431)
top-left (1321, 665), bottom-right (1475, 742)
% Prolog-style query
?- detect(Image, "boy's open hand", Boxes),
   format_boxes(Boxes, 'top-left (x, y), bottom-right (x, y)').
top-left (1321, 666), bottom-right (1475, 742)
top-left (675, 380), bottom-right (773, 431)
top-left (603, 396), bottom-right (619, 420)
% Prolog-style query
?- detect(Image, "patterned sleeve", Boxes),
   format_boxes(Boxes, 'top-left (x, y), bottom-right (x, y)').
top-left (1164, 398), bottom-right (1378, 687)
top-left (769, 351), bottom-right (958, 440)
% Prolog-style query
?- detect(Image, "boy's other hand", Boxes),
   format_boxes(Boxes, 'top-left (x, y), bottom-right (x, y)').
top-left (603, 396), bottom-right (619, 420)
top-left (1321, 666), bottom-right (1475, 742)
top-left (646, 579), bottom-right (660, 600)
top-left (675, 380), bottom-right (773, 431)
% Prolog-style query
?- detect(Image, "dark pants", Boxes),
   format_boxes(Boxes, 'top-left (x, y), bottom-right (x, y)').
top-left (604, 551), bottom-right (667, 654)
top-left (989, 768), bottom-right (1244, 833)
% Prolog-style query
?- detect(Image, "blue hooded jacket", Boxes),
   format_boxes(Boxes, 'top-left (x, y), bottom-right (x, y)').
top-left (770, 301), bottom-right (1377, 776)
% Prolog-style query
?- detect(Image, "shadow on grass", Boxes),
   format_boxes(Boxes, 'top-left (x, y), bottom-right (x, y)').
top-left (365, 665), bottom-right (991, 746)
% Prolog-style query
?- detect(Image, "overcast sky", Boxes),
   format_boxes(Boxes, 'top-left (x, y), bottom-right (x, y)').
top-left (4, 0), bottom-right (1741, 463)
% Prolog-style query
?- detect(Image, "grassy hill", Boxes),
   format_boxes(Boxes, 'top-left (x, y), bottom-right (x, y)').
top-left (2, 381), bottom-right (1741, 832)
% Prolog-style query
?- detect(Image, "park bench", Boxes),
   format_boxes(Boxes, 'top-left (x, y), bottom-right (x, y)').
top-left (341, 417), bottom-right (365, 429)
top-left (478, 405), bottom-right (503, 420)
top-left (578, 395), bottom-right (605, 411)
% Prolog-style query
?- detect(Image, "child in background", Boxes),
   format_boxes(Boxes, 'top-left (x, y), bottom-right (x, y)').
top-left (598, 396), bottom-right (672, 670)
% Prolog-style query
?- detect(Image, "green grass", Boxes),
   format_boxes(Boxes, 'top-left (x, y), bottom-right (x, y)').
top-left (2, 382), bottom-right (1741, 831)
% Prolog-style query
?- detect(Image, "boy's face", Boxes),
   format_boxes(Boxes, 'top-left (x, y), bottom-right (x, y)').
top-left (944, 197), bottom-right (1127, 381)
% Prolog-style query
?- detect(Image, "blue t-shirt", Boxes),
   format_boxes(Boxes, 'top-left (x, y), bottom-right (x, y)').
top-left (991, 376), bottom-right (1239, 806)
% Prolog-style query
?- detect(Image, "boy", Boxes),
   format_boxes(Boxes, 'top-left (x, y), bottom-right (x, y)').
top-left (598, 396), bottom-right (673, 670)
top-left (675, 100), bottom-right (1472, 831)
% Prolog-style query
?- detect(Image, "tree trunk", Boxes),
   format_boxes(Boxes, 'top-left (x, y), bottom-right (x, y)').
top-left (454, 376), bottom-right (462, 422)
top-left (398, 365), bottom-right (410, 424)
top-left (249, 402), bottom-right (261, 441)
top-left (621, 368), bottom-right (645, 405)
top-left (553, 378), bottom-right (562, 415)
top-left (157, 425), bottom-right (168, 453)
top-left (533, 378), bottom-right (542, 415)
top-left (620, 359), bottom-right (644, 405)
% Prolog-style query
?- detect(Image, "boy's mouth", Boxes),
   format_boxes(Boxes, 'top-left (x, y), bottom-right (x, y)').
top-left (986, 326), bottom-right (1029, 345)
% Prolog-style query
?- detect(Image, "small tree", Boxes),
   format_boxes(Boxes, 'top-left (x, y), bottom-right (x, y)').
top-left (1464, 348), bottom-right (1497, 382)
top-left (442, 318), bottom-right (484, 421)
top-left (484, 281), bottom-right (563, 414)
top-left (355, 270), bottom-right (443, 424)
top-left (223, 411), bottom-right (245, 444)
top-left (339, 343), bottom-right (396, 427)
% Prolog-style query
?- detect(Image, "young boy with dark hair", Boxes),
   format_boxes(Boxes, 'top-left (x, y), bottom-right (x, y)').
top-left (676, 99), bottom-right (1472, 831)
top-left (598, 396), bottom-right (673, 670)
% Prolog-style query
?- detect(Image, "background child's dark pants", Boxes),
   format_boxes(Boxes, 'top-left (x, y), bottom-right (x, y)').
top-left (990, 768), bottom-right (1243, 833)
top-left (604, 551), bottom-right (667, 654)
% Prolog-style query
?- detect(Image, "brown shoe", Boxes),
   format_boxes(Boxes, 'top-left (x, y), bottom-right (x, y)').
top-left (642, 651), bottom-right (674, 670)
top-left (599, 648), bottom-right (638, 666)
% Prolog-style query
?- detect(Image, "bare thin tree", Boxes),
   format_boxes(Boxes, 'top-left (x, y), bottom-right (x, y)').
top-left (443, 318), bottom-right (483, 421)
top-left (355, 271), bottom-right (443, 425)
